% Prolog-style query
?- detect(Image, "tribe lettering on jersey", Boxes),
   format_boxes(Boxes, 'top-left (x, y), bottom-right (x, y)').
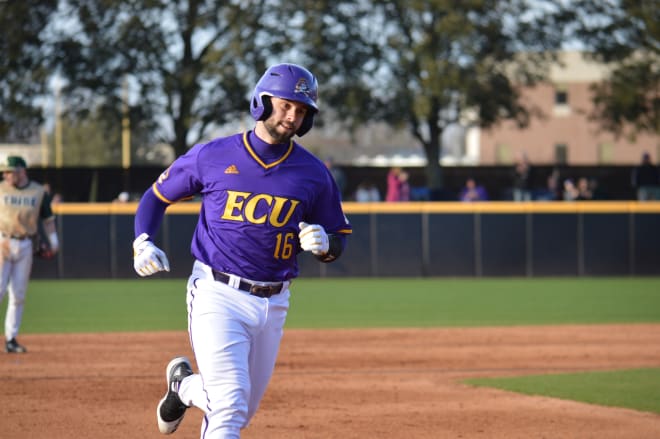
top-left (0, 180), bottom-right (47, 237)
top-left (153, 131), bottom-right (352, 281)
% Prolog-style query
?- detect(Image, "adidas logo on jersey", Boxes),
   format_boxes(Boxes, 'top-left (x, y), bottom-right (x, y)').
top-left (224, 165), bottom-right (239, 174)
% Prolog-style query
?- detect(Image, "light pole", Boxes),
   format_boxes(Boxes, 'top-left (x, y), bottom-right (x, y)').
top-left (54, 84), bottom-right (63, 168)
top-left (122, 76), bottom-right (131, 169)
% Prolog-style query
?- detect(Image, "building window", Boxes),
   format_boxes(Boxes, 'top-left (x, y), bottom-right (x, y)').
top-left (553, 85), bottom-right (571, 117)
top-left (555, 143), bottom-right (568, 165)
top-left (598, 143), bottom-right (614, 164)
top-left (555, 89), bottom-right (568, 105)
top-left (495, 143), bottom-right (511, 164)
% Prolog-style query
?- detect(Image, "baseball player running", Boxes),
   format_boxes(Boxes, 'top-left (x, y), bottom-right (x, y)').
top-left (133, 63), bottom-right (352, 438)
top-left (0, 156), bottom-right (59, 353)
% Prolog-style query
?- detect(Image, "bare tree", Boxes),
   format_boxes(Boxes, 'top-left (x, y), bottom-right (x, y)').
top-left (0, 0), bottom-right (57, 141)
top-left (281, 0), bottom-right (573, 195)
top-left (51, 0), bottom-right (277, 158)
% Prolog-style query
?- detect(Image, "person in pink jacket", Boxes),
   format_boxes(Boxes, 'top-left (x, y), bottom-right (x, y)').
top-left (385, 167), bottom-right (410, 202)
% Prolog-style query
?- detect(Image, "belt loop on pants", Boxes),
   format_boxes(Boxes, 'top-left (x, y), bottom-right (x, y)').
top-left (211, 270), bottom-right (284, 298)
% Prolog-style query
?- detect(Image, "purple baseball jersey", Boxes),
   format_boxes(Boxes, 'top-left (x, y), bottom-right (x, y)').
top-left (151, 131), bottom-right (352, 281)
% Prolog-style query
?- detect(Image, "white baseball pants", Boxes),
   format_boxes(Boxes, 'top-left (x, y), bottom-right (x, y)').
top-left (0, 237), bottom-right (33, 341)
top-left (179, 261), bottom-right (290, 439)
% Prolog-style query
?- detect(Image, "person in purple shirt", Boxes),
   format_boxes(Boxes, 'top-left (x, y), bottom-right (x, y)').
top-left (458, 178), bottom-right (488, 202)
top-left (132, 63), bottom-right (352, 438)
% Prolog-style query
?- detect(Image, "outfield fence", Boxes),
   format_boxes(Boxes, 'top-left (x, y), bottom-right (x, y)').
top-left (32, 201), bottom-right (660, 279)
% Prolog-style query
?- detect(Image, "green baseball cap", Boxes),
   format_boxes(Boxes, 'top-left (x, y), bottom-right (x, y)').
top-left (1, 156), bottom-right (27, 171)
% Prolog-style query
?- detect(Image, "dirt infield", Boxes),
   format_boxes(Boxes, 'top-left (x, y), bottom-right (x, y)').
top-left (3, 324), bottom-right (660, 438)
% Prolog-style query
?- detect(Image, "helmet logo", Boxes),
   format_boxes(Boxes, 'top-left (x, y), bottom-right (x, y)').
top-left (294, 78), bottom-right (316, 101)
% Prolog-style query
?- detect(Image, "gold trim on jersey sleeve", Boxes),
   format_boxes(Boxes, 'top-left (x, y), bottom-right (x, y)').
top-left (152, 183), bottom-right (174, 204)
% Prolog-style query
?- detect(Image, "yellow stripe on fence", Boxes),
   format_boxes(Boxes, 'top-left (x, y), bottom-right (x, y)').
top-left (52, 201), bottom-right (660, 216)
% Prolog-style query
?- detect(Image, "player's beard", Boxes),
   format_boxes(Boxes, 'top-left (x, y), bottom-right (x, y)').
top-left (263, 117), bottom-right (295, 144)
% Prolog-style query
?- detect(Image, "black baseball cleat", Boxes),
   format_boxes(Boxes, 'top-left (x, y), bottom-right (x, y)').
top-left (157, 356), bottom-right (193, 434)
top-left (5, 338), bottom-right (27, 353)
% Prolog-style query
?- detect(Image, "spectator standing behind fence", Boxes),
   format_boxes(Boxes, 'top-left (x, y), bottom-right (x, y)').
top-left (512, 152), bottom-right (533, 201)
top-left (535, 171), bottom-right (562, 201)
top-left (631, 152), bottom-right (660, 201)
top-left (399, 170), bottom-right (410, 201)
top-left (354, 181), bottom-right (381, 202)
top-left (563, 178), bottom-right (579, 201)
top-left (576, 177), bottom-right (593, 200)
top-left (385, 166), bottom-right (410, 202)
top-left (459, 178), bottom-right (488, 202)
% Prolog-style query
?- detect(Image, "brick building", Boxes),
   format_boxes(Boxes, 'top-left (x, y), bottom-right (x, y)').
top-left (475, 51), bottom-right (658, 166)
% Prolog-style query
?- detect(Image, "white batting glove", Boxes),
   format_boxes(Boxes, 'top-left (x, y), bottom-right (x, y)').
top-left (298, 222), bottom-right (329, 255)
top-left (133, 233), bottom-right (170, 277)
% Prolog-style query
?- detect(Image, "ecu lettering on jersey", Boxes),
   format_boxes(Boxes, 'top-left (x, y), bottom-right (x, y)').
top-left (222, 191), bottom-right (300, 227)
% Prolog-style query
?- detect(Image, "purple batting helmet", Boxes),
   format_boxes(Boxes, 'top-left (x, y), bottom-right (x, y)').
top-left (250, 63), bottom-right (319, 136)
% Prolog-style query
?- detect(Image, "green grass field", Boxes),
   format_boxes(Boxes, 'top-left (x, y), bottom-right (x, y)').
top-left (6, 277), bottom-right (659, 333)
top-left (466, 368), bottom-right (660, 415)
top-left (3, 276), bottom-right (660, 414)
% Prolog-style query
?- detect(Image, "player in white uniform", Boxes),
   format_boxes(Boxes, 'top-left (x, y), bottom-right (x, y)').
top-left (0, 156), bottom-right (59, 353)
top-left (133, 64), bottom-right (352, 438)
